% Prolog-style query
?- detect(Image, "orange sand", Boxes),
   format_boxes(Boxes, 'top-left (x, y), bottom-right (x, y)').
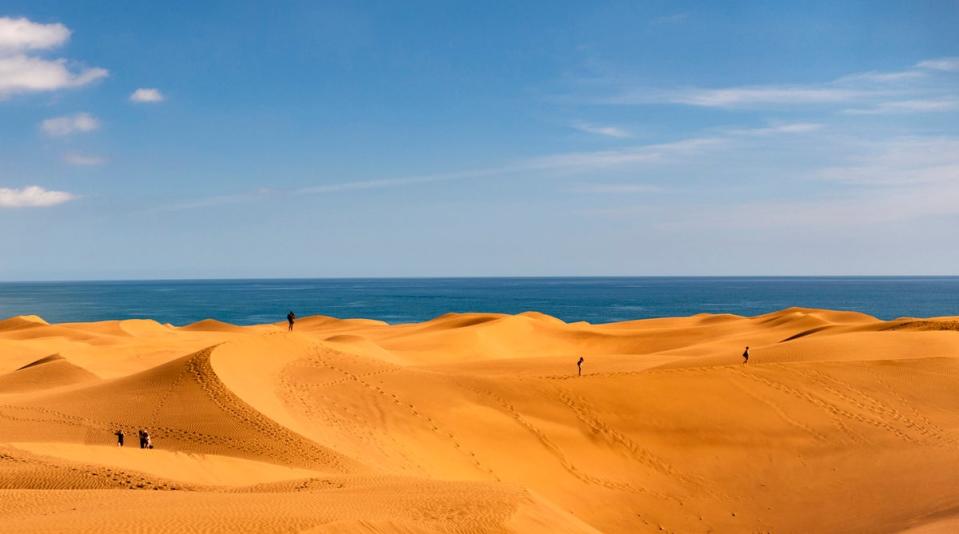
top-left (1, 308), bottom-right (957, 533)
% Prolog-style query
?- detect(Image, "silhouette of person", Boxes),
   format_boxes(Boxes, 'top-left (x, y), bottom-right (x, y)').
top-left (742, 346), bottom-right (750, 365)
top-left (138, 429), bottom-right (146, 449)
top-left (144, 430), bottom-right (153, 449)
top-left (114, 429), bottom-right (124, 447)
top-left (577, 356), bottom-right (584, 376)
top-left (287, 311), bottom-right (296, 331)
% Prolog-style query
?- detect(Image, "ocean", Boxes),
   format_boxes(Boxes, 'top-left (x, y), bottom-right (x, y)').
top-left (0, 277), bottom-right (956, 326)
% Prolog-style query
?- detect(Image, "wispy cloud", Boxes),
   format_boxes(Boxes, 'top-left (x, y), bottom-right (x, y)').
top-left (588, 57), bottom-right (957, 110)
top-left (0, 17), bottom-right (106, 99)
top-left (64, 152), bottom-right (106, 166)
top-left (843, 98), bottom-right (959, 115)
top-left (652, 13), bottom-right (688, 24)
top-left (817, 137), bottom-right (959, 186)
top-left (571, 183), bottom-right (661, 194)
top-left (0, 185), bottom-right (75, 208)
top-left (916, 57), bottom-right (959, 72)
top-left (836, 69), bottom-right (926, 83)
top-left (148, 189), bottom-right (274, 213)
top-left (130, 87), bottom-right (165, 103)
top-left (726, 122), bottom-right (823, 136)
top-left (41, 112), bottom-right (99, 136)
top-left (570, 121), bottom-right (632, 138)
top-left (161, 135), bottom-right (723, 210)
top-left (304, 138), bottom-right (721, 194)
top-left (297, 165), bottom-right (523, 196)
top-left (669, 87), bottom-right (865, 108)
top-left (526, 137), bottom-right (722, 171)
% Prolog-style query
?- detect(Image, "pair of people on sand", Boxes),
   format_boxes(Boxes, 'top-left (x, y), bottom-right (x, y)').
top-left (138, 429), bottom-right (153, 449)
top-left (114, 429), bottom-right (152, 449)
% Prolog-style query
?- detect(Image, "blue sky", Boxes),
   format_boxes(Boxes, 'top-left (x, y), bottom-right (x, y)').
top-left (1, 1), bottom-right (957, 279)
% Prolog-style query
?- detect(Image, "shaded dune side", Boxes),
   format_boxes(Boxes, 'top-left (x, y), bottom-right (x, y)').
top-left (0, 355), bottom-right (100, 393)
top-left (17, 354), bottom-right (67, 370)
top-left (0, 315), bottom-right (49, 332)
top-left (878, 319), bottom-right (959, 332)
top-left (779, 316), bottom-right (959, 343)
top-left (0, 346), bottom-right (360, 472)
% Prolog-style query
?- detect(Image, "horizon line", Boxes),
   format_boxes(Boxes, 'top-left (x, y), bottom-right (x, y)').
top-left (2, 274), bottom-right (959, 284)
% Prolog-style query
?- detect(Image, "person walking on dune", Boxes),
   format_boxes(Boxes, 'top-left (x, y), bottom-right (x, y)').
top-left (287, 310), bottom-right (296, 331)
top-left (742, 346), bottom-right (750, 365)
top-left (577, 356), bottom-right (584, 376)
top-left (114, 429), bottom-right (124, 447)
top-left (137, 429), bottom-right (146, 449)
top-left (144, 430), bottom-right (153, 449)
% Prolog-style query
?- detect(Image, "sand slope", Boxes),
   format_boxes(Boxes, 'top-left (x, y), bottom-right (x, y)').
top-left (1, 308), bottom-right (958, 533)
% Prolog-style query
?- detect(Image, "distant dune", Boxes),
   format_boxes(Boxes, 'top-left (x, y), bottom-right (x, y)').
top-left (1, 308), bottom-right (958, 533)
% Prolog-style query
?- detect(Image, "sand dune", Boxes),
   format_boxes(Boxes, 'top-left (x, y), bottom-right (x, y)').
top-left (1, 308), bottom-right (958, 532)
top-left (0, 354), bottom-right (99, 394)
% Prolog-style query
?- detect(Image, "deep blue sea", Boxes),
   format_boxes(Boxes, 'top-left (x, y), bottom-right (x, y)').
top-left (0, 277), bottom-right (957, 326)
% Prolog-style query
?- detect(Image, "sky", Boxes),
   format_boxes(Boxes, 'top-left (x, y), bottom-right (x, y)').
top-left (1, 0), bottom-right (958, 280)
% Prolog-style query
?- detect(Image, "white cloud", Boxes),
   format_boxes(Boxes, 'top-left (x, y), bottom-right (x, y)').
top-left (64, 152), bottom-right (106, 166)
top-left (0, 54), bottom-right (107, 98)
top-left (0, 17), bottom-right (69, 52)
top-left (0, 17), bottom-right (106, 99)
top-left (41, 112), bottom-right (99, 136)
top-left (916, 57), bottom-right (959, 72)
top-left (571, 121), bottom-right (632, 138)
top-left (0, 185), bottom-right (75, 208)
top-left (130, 87), bottom-right (164, 103)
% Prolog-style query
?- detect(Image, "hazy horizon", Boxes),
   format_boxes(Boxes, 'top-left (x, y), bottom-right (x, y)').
top-left (3, 274), bottom-right (959, 284)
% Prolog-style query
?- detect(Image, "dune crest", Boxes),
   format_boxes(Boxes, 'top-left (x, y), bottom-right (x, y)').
top-left (1, 308), bottom-right (958, 532)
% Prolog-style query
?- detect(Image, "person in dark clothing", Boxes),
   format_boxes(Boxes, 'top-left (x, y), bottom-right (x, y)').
top-left (742, 346), bottom-right (750, 365)
top-left (115, 429), bottom-right (124, 447)
top-left (287, 311), bottom-right (296, 331)
top-left (138, 429), bottom-right (146, 449)
top-left (577, 356), bottom-right (584, 376)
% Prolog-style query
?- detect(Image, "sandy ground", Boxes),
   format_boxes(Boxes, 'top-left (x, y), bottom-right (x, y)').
top-left (1, 308), bottom-right (957, 533)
